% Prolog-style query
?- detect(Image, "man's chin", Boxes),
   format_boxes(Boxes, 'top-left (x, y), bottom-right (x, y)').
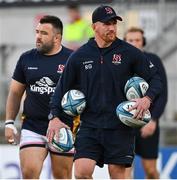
top-left (106, 37), bottom-right (116, 43)
top-left (36, 47), bottom-right (41, 51)
top-left (107, 34), bottom-right (116, 41)
top-left (111, 35), bottom-right (116, 40)
top-left (36, 47), bottom-right (45, 54)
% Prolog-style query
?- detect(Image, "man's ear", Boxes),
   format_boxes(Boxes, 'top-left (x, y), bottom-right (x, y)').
top-left (92, 23), bottom-right (95, 31)
top-left (55, 33), bottom-right (62, 42)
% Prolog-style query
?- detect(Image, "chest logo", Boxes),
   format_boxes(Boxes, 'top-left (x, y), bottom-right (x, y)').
top-left (57, 64), bottom-right (65, 74)
top-left (30, 77), bottom-right (55, 95)
top-left (112, 54), bottom-right (122, 65)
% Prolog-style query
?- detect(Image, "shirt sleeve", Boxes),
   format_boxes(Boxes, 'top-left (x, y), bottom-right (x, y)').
top-left (132, 50), bottom-right (162, 102)
top-left (12, 54), bottom-right (26, 84)
top-left (149, 54), bottom-right (168, 120)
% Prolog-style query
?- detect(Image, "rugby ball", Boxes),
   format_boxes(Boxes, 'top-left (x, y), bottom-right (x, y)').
top-left (52, 128), bottom-right (74, 152)
top-left (124, 76), bottom-right (149, 100)
top-left (116, 101), bottom-right (151, 128)
top-left (61, 89), bottom-right (86, 117)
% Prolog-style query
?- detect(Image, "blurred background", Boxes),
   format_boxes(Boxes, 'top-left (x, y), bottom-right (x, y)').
top-left (0, 0), bottom-right (177, 179)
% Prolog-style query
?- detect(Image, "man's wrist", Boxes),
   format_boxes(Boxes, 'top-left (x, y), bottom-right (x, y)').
top-left (5, 119), bottom-right (15, 125)
top-left (48, 113), bottom-right (58, 121)
top-left (144, 95), bottom-right (152, 103)
top-left (5, 120), bottom-right (18, 134)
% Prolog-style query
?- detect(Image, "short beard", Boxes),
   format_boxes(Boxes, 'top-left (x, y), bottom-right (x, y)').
top-left (102, 31), bottom-right (116, 42)
top-left (36, 43), bottom-right (54, 55)
top-left (104, 36), bottom-right (116, 44)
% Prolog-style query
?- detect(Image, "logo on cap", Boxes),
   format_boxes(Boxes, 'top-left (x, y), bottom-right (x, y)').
top-left (105, 7), bottom-right (113, 14)
top-left (92, 5), bottom-right (123, 23)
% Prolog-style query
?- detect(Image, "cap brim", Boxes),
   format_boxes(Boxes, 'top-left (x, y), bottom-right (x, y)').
top-left (101, 15), bottom-right (123, 22)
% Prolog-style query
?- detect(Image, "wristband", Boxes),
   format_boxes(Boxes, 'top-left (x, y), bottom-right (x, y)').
top-left (5, 119), bottom-right (15, 125)
top-left (5, 120), bottom-right (18, 135)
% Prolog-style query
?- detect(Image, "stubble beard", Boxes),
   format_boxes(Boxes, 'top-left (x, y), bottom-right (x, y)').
top-left (105, 32), bottom-right (116, 43)
top-left (36, 42), bottom-right (54, 55)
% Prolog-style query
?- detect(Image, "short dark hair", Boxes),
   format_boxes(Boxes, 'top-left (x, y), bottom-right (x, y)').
top-left (40, 15), bottom-right (63, 35)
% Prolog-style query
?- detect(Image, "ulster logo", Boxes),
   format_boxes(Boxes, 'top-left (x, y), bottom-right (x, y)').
top-left (112, 54), bottom-right (122, 65)
top-left (105, 7), bottom-right (113, 14)
top-left (57, 64), bottom-right (65, 74)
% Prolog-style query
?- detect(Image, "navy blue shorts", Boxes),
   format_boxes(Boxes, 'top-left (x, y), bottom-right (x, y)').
top-left (74, 127), bottom-right (135, 167)
top-left (135, 125), bottom-right (159, 159)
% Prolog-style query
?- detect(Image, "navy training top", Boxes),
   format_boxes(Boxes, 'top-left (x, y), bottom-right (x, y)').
top-left (50, 38), bottom-right (162, 130)
top-left (12, 47), bottom-right (73, 135)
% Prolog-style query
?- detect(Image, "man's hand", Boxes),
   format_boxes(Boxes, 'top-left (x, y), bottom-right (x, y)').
top-left (5, 120), bottom-right (19, 145)
top-left (140, 120), bottom-right (157, 138)
top-left (47, 117), bottom-right (69, 143)
top-left (129, 96), bottom-right (151, 119)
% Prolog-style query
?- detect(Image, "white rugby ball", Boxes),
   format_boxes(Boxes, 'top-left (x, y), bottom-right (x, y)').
top-left (61, 89), bottom-right (86, 116)
top-left (116, 101), bottom-right (151, 128)
top-left (52, 128), bottom-right (74, 152)
top-left (124, 76), bottom-right (149, 100)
